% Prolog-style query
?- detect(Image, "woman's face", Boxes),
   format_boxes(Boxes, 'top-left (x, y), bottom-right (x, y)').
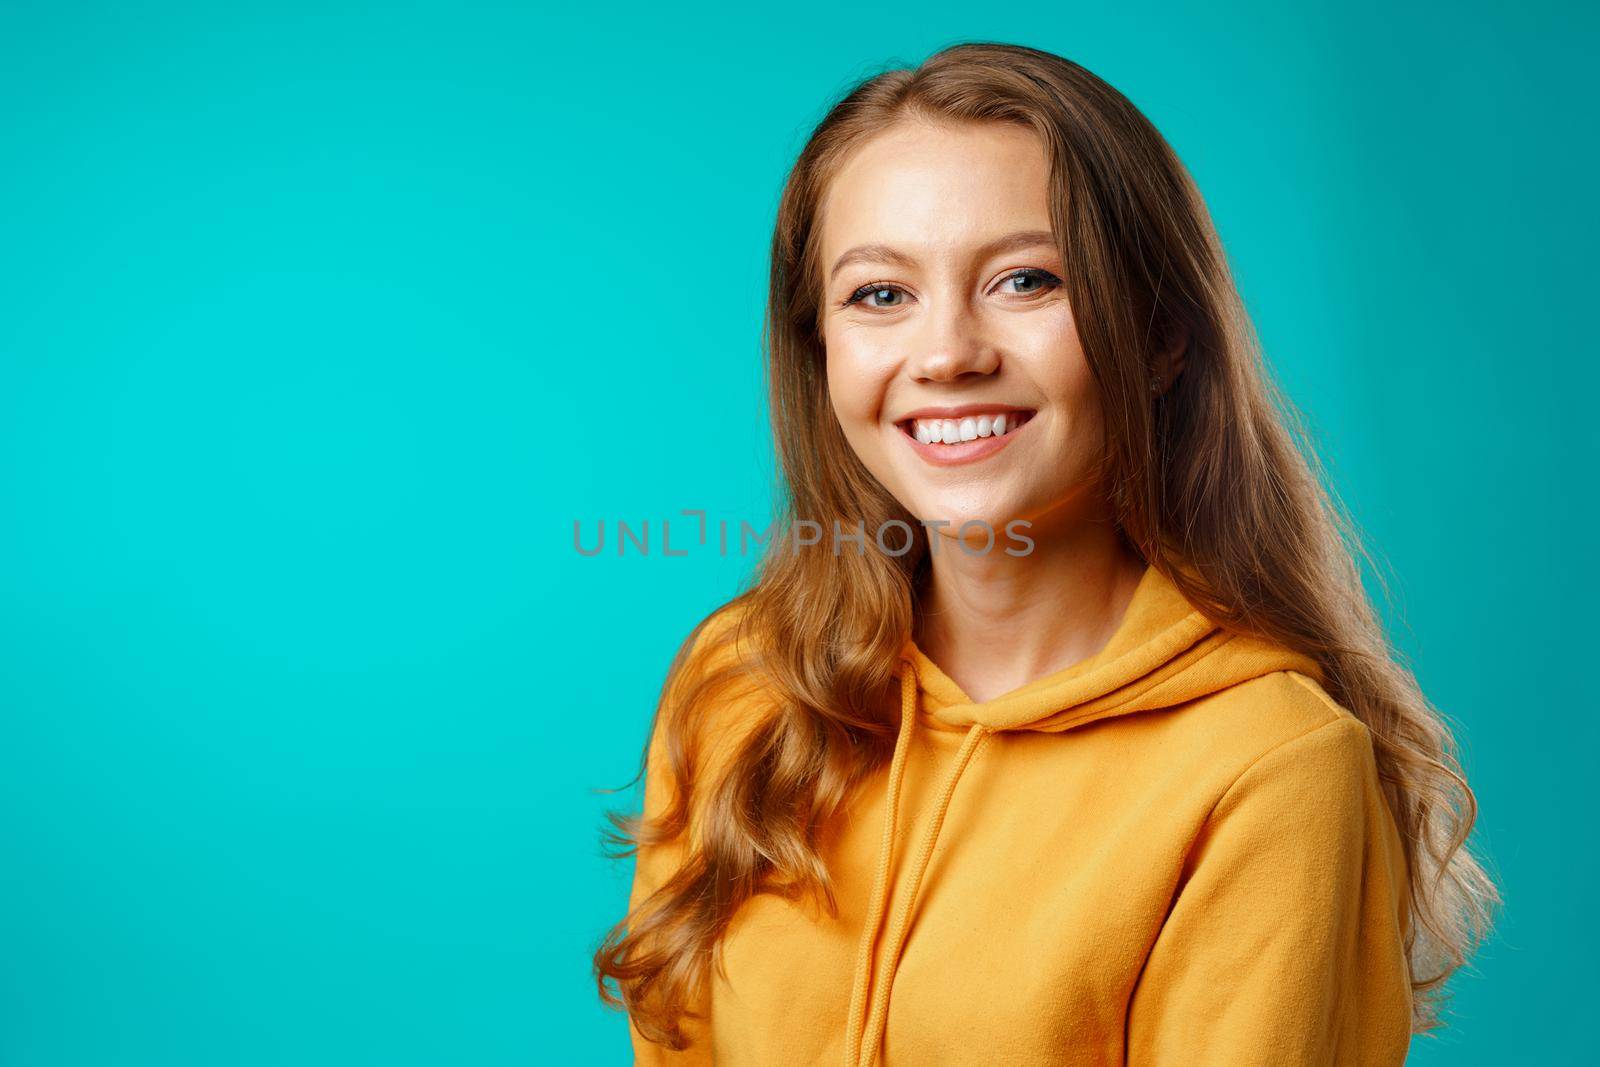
top-left (819, 119), bottom-right (1107, 543)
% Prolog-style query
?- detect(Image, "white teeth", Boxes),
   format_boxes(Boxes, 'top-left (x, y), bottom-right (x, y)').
top-left (908, 412), bottom-right (1025, 445)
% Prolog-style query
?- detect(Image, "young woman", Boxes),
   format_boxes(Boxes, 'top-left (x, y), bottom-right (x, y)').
top-left (594, 42), bottom-right (1497, 1065)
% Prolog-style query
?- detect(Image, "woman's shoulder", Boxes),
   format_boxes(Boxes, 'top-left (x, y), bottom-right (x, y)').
top-left (1201, 662), bottom-right (1369, 753)
top-left (1154, 662), bottom-right (1382, 818)
top-left (671, 596), bottom-right (764, 693)
top-left (658, 597), bottom-right (777, 767)
top-left (1187, 666), bottom-right (1386, 822)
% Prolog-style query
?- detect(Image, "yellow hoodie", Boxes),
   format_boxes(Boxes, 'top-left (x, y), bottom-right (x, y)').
top-left (625, 563), bottom-right (1414, 1065)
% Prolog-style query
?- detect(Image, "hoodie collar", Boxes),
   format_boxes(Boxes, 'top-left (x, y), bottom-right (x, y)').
top-left (897, 560), bottom-right (1324, 732)
top-left (841, 561), bottom-right (1325, 1066)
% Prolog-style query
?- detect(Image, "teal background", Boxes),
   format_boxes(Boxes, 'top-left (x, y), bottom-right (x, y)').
top-left (2, 1), bottom-right (1592, 1062)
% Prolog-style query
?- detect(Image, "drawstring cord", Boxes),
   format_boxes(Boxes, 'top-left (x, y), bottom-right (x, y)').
top-left (843, 658), bottom-right (994, 1067)
top-left (842, 660), bottom-right (920, 1066)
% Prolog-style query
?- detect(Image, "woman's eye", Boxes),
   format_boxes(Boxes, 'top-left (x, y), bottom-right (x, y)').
top-left (844, 284), bottom-right (908, 309)
top-left (998, 268), bottom-right (1063, 296)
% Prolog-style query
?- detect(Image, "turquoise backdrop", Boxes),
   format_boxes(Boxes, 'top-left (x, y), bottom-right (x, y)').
top-left (2, 1), bottom-right (1593, 1062)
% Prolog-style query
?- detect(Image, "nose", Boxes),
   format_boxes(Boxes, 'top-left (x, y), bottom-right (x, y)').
top-left (903, 296), bottom-right (1001, 383)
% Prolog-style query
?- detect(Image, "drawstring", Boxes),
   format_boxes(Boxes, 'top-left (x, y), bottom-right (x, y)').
top-left (842, 660), bottom-right (921, 1066)
top-left (843, 657), bottom-right (993, 1067)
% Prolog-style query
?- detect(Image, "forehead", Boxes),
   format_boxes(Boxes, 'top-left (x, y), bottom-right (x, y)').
top-left (819, 120), bottom-right (1053, 263)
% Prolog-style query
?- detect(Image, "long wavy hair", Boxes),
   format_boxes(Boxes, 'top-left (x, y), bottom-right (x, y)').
top-left (592, 41), bottom-right (1499, 1049)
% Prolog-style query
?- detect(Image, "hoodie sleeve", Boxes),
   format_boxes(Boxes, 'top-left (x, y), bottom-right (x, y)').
top-left (1125, 714), bottom-right (1413, 1066)
top-left (626, 611), bottom-right (759, 1065)
top-left (625, 707), bottom-right (716, 1064)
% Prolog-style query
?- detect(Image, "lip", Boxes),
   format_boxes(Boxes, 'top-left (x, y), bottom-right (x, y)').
top-left (895, 402), bottom-right (1035, 421)
top-left (895, 408), bottom-right (1036, 468)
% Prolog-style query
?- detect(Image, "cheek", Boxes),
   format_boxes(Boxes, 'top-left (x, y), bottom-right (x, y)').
top-left (823, 330), bottom-right (893, 427)
top-left (1016, 329), bottom-right (1105, 456)
top-left (1026, 324), bottom-right (1097, 412)
top-left (1058, 363), bottom-right (1101, 419)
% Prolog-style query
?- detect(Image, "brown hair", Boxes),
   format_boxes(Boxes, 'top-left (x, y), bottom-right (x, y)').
top-left (593, 40), bottom-right (1499, 1049)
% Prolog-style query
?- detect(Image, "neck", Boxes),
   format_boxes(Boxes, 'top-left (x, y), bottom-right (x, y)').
top-left (914, 517), bottom-right (1146, 704)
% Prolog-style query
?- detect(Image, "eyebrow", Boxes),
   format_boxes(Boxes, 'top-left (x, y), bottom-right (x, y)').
top-left (827, 229), bottom-right (1059, 282)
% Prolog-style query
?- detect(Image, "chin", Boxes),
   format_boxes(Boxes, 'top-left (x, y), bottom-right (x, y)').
top-left (907, 497), bottom-right (1025, 541)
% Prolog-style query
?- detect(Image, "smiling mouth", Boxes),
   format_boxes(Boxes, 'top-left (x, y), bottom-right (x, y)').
top-left (897, 409), bottom-right (1036, 445)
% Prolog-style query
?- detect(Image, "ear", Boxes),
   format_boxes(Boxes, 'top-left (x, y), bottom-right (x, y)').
top-left (1152, 326), bottom-right (1189, 395)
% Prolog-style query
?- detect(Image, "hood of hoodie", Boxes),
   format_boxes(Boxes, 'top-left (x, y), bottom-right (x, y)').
top-left (841, 561), bottom-right (1326, 1067)
top-left (897, 560), bottom-right (1325, 733)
